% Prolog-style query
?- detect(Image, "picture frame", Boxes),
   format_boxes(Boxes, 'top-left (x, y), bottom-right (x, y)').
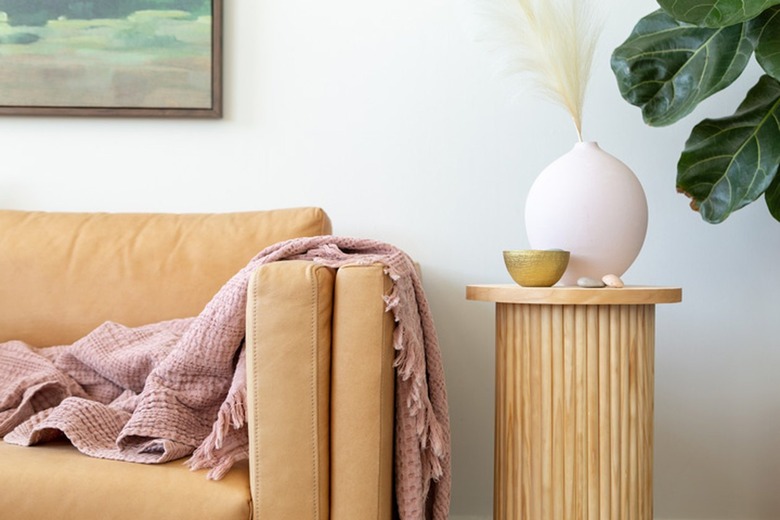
top-left (0, 0), bottom-right (223, 118)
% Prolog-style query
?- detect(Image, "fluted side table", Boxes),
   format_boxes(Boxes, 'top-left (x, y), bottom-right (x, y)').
top-left (466, 285), bottom-right (681, 520)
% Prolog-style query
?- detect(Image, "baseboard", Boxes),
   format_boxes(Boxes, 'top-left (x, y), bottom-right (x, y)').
top-left (451, 515), bottom-right (685, 520)
top-left (451, 516), bottom-right (682, 520)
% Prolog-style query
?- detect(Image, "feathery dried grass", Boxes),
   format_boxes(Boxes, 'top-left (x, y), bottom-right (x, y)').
top-left (471, 0), bottom-right (602, 141)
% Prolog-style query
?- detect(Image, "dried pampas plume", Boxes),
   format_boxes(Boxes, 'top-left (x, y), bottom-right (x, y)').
top-left (470, 0), bottom-right (602, 141)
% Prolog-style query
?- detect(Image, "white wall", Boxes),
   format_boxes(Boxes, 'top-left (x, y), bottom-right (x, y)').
top-left (2, 0), bottom-right (779, 518)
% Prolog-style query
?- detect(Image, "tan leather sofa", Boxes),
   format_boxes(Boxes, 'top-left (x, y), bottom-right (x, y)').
top-left (0, 207), bottom-right (395, 520)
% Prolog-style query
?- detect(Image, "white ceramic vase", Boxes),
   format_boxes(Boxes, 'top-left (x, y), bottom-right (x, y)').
top-left (524, 141), bottom-right (648, 286)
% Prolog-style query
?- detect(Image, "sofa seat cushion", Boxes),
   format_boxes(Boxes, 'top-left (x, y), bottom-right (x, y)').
top-left (0, 441), bottom-right (251, 520)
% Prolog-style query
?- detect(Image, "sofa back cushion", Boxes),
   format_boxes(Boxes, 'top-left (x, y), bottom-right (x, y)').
top-left (0, 208), bottom-right (331, 346)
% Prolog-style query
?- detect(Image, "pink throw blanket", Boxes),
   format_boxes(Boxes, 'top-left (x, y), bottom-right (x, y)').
top-left (0, 237), bottom-right (450, 520)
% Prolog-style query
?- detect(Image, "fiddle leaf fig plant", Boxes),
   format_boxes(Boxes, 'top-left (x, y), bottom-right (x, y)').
top-left (657, 0), bottom-right (780, 27)
top-left (611, 1), bottom-right (780, 223)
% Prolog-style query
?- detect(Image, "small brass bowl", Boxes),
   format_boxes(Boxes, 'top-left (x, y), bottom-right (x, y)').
top-left (503, 249), bottom-right (570, 287)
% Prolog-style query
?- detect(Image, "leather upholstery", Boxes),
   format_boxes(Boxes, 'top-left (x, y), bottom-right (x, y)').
top-left (0, 440), bottom-right (251, 520)
top-left (244, 261), bottom-right (396, 520)
top-left (0, 209), bottom-right (396, 520)
top-left (330, 264), bottom-right (395, 520)
top-left (0, 208), bottom-right (331, 346)
top-left (246, 260), bottom-right (334, 520)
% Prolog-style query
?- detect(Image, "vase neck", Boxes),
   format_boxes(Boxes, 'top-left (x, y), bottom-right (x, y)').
top-left (574, 141), bottom-right (600, 151)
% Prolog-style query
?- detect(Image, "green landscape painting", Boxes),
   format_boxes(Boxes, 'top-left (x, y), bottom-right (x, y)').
top-left (0, 0), bottom-right (220, 116)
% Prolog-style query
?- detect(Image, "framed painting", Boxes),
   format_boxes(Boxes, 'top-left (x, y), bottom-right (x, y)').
top-left (0, 0), bottom-right (222, 118)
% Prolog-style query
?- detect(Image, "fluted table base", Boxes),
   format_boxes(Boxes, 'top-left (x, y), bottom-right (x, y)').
top-left (495, 303), bottom-right (654, 520)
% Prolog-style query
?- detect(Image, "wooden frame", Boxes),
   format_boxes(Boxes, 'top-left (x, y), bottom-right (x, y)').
top-left (0, 0), bottom-right (222, 118)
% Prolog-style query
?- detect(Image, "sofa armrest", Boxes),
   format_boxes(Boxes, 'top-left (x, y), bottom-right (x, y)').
top-left (330, 264), bottom-right (395, 520)
top-left (245, 260), bottom-right (395, 520)
top-left (246, 260), bottom-right (335, 520)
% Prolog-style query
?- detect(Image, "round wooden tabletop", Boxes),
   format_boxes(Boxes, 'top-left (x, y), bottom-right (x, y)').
top-left (466, 284), bottom-right (682, 305)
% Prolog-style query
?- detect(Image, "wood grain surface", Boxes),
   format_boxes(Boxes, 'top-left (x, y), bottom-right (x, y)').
top-left (467, 285), bottom-right (681, 306)
top-left (493, 302), bottom-right (656, 520)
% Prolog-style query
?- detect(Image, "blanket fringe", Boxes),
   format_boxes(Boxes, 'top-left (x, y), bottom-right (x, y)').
top-left (213, 387), bottom-right (246, 449)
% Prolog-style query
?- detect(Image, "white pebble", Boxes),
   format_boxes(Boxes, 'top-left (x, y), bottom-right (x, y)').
top-left (602, 274), bottom-right (624, 288)
top-left (577, 276), bottom-right (605, 288)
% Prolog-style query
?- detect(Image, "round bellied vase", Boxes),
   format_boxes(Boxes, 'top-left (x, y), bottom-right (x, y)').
top-left (524, 141), bottom-right (648, 286)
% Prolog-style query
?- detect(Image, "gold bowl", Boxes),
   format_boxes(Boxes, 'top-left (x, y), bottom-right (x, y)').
top-left (503, 249), bottom-right (570, 287)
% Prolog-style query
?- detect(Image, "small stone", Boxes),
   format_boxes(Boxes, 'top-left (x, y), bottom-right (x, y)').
top-left (602, 274), bottom-right (624, 288)
top-left (577, 276), bottom-right (606, 288)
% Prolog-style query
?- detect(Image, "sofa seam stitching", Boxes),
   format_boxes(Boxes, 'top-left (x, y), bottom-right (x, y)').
top-left (252, 272), bottom-right (262, 520)
top-left (309, 265), bottom-right (319, 520)
top-left (378, 270), bottom-right (389, 520)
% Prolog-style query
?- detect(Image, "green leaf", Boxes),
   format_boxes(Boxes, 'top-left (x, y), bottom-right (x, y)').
top-left (765, 169), bottom-right (780, 220)
top-left (677, 75), bottom-right (780, 223)
top-left (657, 0), bottom-right (780, 27)
top-left (754, 7), bottom-right (780, 80)
top-left (611, 9), bottom-right (756, 126)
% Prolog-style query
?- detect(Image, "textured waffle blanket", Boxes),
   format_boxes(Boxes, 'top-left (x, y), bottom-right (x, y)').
top-left (0, 237), bottom-right (450, 520)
